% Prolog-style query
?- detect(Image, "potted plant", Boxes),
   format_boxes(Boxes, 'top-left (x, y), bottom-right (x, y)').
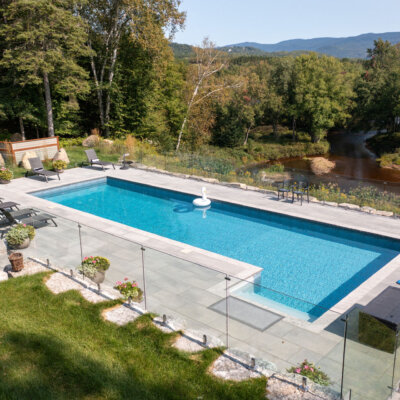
top-left (5, 224), bottom-right (35, 249)
top-left (0, 167), bottom-right (13, 184)
top-left (8, 252), bottom-right (24, 272)
top-left (53, 160), bottom-right (67, 173)
top-left (78, 256), bottom-right (110, 284)
top-left (114, 278), bottom-right (143, 303)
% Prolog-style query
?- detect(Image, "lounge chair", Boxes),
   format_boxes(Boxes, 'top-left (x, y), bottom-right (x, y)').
top-left (0, 201), bottom-right (19, 211)
top-left (28, 157), bottom-right (60, 182)
top-left (0, 208), bottom-right (57, 228)
top-left (277, 180), bottom-right (292, 200)
top-left (292, 181), bottom-right (310, 205)
top-left (85, 149), bottom-right (115, 171)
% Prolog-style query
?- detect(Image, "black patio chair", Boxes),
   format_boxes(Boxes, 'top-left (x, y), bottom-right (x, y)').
top-left (292, 181), bottom-right (310, 205)
top-left (277, 180), bottom-right (292, 200)
top-left (28, 157), bottom-right (60, 183)
top-left (0, 201), bottom-right (19, 211)
top-left (85, 149), bottom-right (115, 171)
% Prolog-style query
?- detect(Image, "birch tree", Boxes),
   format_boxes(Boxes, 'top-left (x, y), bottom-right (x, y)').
top-left (82, 0), bottom-right (184, 136)
top-left (176, 38), bottom-right (240, 150)
top-left (0, 0), bottom-right (92, 137)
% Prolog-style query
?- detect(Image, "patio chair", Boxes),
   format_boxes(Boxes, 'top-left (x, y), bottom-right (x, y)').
top-left (0, 201), bottom-right (19, 211)
top-left (85, 149), bottom-right (115, 171)
top-left (292, 181), bottom-right (310, 205)
top-left (0, 208), bottom-right (57, 228)
top-left (28, 157), bottom-right (60, 183)
top-left (277, 180), bottom-right (292, 200)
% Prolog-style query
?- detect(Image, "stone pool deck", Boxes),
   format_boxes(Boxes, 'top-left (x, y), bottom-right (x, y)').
top-left (1, 166), bottom-right (400, 400)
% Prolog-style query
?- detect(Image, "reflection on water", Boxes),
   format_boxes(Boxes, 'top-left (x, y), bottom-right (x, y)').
top-left (252, 131), bottom-right (400, 188)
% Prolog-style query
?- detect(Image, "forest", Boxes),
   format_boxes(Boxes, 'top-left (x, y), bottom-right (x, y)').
top-left (0, 0), bottom-right (400, 158)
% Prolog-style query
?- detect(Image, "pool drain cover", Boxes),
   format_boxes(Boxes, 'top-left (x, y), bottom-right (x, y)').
top-left (209, 297), bottom-right (282, 331)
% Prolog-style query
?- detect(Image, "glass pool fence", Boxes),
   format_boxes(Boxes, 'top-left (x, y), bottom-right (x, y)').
top-left (5, 209), bottom-right (400, 400)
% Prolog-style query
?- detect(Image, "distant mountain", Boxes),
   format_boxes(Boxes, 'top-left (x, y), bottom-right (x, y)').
top-left (224, 32), bottom-right (400, 59)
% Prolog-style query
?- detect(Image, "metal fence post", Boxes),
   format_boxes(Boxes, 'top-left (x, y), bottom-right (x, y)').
top-left (340, 314), bottom-right (349, 399)
top-left (225, 275), bottom-right (231, 349)
top-left (78, 223), bottom-right (84, 279)
top-left (141, 246), bottom-right (147, 310)
top-left (391, 330), bottom-right (399, 396)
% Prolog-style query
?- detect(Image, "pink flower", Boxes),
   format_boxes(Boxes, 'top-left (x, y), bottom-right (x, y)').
top-left (23, 224), bottom-right (26, 227)
top-left (84, 257), bottom-right (88, 261)
top-left (295, 368), bottom-right (301, 374)
top-left (116, 281), bottom-right (122, 286)
top-left (304, 365), bottom-right (309, 370)
top-left (124, 277), bottom-right (128, 281)
top-left (131, 283), bottom-right (135, 287)
top-left (310, 367), bottom-right (314, 372)
top-left (92, 260), bottom-right (96, 264)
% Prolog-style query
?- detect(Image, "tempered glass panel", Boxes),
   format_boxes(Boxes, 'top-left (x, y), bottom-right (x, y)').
top-left (342, 308), bottom-right (395, 400)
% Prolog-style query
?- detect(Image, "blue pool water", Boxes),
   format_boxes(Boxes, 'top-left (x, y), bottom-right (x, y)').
top-left (34, 177), bottom-right (400, 320)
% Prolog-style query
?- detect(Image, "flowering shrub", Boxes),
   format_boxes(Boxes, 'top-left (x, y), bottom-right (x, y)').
top-left (77, 256), bottom-right (110, 278)
top-left (0, 167), bottom-right (13, 181)
top-left (288, 360), bottom-right (330, 386)
top-left (5, 224), bottom-right (35, 246)
top-left (115, 278), bottom-right (143, 301)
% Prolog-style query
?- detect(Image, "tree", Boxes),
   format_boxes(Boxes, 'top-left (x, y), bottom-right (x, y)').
top-left (356, 39), bottom-right (400, 132)
top-left (291, 53), bottom-right (355, 142)
top-left (82, 0), bottom-right (185, 136)
top-left (176, 38), bottom-right (240, 150)
top-left (0, 0), bottom-right (92, 137)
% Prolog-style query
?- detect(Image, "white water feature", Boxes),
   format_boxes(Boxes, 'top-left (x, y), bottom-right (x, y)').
top-left (193, 187), bottom-right (211, 207)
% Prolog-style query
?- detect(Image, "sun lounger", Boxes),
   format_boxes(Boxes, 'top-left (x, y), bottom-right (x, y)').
top-left (85, 149), bottom-right (115, 171)
top-left (1, 209), bottom-right (57, 228)
top-left (28, 157), bottom-right (60, 183)
top-left (0, 201), bottom-right (19, 210)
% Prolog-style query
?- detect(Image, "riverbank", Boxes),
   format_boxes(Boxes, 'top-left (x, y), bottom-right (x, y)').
top-left (367, 132), bottom-right (400, 169)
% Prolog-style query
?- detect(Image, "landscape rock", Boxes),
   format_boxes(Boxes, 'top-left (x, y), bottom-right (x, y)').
top-left (0, 153), bottom-right (4, 167)
top-left (361, 206), bottom-right (377, 214)
top-left (310, 157), bottom-right (336, 176)
top-left (199, 177), bottom-right (219, 184)
top-left (20, 151), bottom-right (38, 169)
top-left (45, 272), bottom-right (82, 294)
top-left (338, 203), bottom-right (361, 211)
top-left (0, 271), bottom-right (8, 282)
top-left (173, 334), bottom-right (205, 352)
top-left (7, 259), bottom-right (48, 278)
top-left (210, 353), bottom-right (262, 382)
top-left (324, 201), bottom-right (338, 207)
top-left (226, 182), bottom-right (247, 189)
top-left (82, 134), bottom-right (100, 147)
top-left (103, 304), bottom-right (140, 325)
top-left (80, 288), bottom-right (106, 303)
top-left (52, 148), bottom-right (70, 164)
top-left (375, 210), bottom-right (394, 217)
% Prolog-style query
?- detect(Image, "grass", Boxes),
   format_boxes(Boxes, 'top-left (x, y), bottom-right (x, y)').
top-left (0, 273), bottom-right (266, 400)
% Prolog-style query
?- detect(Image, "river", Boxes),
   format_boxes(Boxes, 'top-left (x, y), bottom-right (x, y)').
top-left (250, 131), bottom-right (400, 192)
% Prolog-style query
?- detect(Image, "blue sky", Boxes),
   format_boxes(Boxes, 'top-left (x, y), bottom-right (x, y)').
top-left (174, 0), bottom-right (400, 46)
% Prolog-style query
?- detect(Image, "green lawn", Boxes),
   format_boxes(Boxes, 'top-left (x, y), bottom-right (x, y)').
top-left (0, 273), bottom-right (266, 400)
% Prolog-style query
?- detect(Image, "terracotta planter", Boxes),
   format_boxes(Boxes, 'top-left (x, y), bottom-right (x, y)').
top-left (54, 169), bottom-right (64, 173)
top-left (9, 252), bottom-right (24, 272)
top-left (9, 238), bottom-right (30, 250)
top-left (91, 270), bottom-right (105, 284)
top-left (0, 179), bottom-right (10, 184)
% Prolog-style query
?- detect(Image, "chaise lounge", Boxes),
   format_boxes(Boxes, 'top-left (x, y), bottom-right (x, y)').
top-left (0, 208), bottom-right (58, 228)
top-left (85, 149), bottom-right (115, 171)
top-left (28, 157), bottom-right (60, 183)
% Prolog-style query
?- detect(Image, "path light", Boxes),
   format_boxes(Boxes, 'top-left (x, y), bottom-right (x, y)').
top-left (301, 376), bottom-right (308, 392)
top-left (70, 269), bottom-right (74, 277)
top-left (202, 334), bottom-right (207, 345)
top-left (250, 357), bottom-right (256, 370)
top-left (162, 314), bottom-right (167, 326)
top-left (97, 283), bottom-right (101, 292)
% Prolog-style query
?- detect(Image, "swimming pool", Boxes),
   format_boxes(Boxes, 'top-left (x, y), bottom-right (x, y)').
top-left (34, 177), bottom-right (400, 320)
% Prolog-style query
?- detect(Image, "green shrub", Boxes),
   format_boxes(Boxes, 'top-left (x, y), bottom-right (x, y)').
top-left (53, 160), bottom-right (67, 170)
top-left (0, 167), bottom-right (13, 181)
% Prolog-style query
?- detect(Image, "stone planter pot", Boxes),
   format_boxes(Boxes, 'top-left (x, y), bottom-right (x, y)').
top-left (0, 179), bottom-right (10, 184)
top-left (9, 238), bottom-right (30, 250)
top-left (91, 270), bottom-right (105, 284)
top-left (54, 169), bottom-right (64, 174)
top-left (9, 252), bottom-right (24, 272)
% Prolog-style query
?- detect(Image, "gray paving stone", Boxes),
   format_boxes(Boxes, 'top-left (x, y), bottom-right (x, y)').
top-left (103, 305), bottom-right (140, 326)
